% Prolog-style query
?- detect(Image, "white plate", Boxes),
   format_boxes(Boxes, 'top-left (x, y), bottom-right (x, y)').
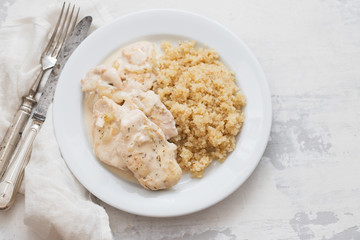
top-left (53, 9), bottom-right (272, 217)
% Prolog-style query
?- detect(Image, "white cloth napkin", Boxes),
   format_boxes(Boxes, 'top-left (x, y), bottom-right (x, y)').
top-left (0, 0), bottom-right (117, 239)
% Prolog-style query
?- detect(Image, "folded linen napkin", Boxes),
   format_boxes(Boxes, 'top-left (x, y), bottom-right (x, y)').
top-left (0, 0), bottom-right (114, 239)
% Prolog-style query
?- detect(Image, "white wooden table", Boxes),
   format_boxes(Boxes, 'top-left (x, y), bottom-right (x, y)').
top-left (0, 0), bottom-right (359, 239)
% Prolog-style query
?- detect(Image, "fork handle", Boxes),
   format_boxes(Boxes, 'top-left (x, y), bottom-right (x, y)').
top-left (0, 96), bottom-right (36, 178)
top-left (0, 120), bottom-right (42, 210)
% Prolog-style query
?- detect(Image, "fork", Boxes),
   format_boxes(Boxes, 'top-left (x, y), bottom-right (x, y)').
top-left (0, 2), bottom-right (79, 178)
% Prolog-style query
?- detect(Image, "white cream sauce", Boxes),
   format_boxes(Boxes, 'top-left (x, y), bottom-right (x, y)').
top-left (82, 41), bottom-right (181, 189)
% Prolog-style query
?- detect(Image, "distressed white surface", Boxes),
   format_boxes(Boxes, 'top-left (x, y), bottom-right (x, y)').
top-left (0, 0), bottom-right (360, 239)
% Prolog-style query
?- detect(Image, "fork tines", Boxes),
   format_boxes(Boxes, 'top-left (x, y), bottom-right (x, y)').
top-left (43, 2), bottom-right (80, 58)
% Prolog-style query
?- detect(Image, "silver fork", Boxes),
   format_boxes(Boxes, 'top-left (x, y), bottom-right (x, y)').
top-left (0, 3), bottom-right (79, 178)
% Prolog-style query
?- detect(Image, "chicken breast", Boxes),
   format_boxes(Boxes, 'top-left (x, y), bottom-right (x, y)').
top-left (82, 41), bottom-right (158, 93)
top-left (120, 108), bottom-right (182, 190)
top-left (112, 41), bottom-right (158, 91)
top-left (92, 96), bottom-right (182, 190)
top-left (81, 65), bottom-right (123, 92)
top-left (82, 64), bottom-right (177, 139)
top-left (117, 90), bottom-right (178, 139)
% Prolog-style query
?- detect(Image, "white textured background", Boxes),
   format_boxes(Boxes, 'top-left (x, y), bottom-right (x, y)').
top-left (0, 0), bottom-right (360, 239)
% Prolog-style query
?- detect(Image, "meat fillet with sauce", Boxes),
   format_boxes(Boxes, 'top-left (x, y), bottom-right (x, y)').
top-left (81, 41), bottom-right (182, 190)
top-left (92, 96), bottom-right (181, 190)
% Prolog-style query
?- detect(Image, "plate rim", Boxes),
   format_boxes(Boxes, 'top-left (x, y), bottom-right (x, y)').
top-left (53, 8), bottom-right (272, 217)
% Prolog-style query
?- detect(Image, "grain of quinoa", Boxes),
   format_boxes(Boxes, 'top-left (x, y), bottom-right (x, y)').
top-left (153, 41), bottom-right (246, 177)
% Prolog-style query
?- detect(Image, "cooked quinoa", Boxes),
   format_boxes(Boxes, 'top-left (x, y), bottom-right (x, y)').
top-left (153, 41), bottom-right (246, 178)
